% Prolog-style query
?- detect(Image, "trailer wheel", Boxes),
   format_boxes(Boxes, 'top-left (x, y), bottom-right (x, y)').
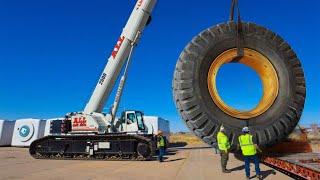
top-left (173, 22), bottom-right (306, 148)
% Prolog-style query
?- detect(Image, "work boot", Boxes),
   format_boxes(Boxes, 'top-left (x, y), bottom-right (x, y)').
top-left (222, 169), bottom-right (231, 173)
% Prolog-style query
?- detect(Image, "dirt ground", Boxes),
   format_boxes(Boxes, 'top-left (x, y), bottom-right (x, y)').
top-left (0, 145), bottom-right (290, 180)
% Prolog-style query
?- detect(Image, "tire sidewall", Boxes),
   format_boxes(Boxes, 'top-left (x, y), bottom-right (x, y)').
top-left (174, 22), bottom-right (303, 147)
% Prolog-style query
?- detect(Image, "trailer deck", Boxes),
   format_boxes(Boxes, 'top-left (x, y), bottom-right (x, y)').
top-left (263, 153), bottom-right (320, 180)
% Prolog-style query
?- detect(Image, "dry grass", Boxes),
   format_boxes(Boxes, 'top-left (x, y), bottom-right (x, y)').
top-left (288, 130), bottom-right (320, 141)
top-left (170, 133), bottom-right (204, 146)
top-left (307, 133), bottom-right (320, 152)
top-left (307, 133), bottom-right (320, 141)
top-left (288, 131), bottom-right (307, 142)
top-left (310, 142), bottom-right (320, 153)
top-left (169, 130), bottom-right (320, 151)
top-left (287, 130), bottom-right (320, 153)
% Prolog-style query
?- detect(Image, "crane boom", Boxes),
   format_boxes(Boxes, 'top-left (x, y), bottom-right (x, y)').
top-left (30, 0), bottom-right (165, 161)
top-left (84, 0), bottom-right (157, 114)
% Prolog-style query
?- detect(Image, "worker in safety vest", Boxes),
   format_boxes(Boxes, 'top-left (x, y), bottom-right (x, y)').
top-left (238, 127), bottom-right (262, 180)
top-left (217, 125), bottom-right (231, 173)
top-left (157, 130), bottom-right (166, 162)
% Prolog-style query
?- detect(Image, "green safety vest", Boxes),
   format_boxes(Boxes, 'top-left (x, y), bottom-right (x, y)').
top-left (158, 136), bottom-right (165, 147)
top-left (217, 132), bottom-right (230, 151)
top-left (238, 134), bottom-right (257, 156)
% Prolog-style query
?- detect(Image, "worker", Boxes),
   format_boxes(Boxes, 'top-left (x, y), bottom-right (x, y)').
top-left (217, 125), bottom-right (231, 173)
top-left (157, 130), bottom-right (166, 162)
top-left (238, 127), bottom-right (262, 180)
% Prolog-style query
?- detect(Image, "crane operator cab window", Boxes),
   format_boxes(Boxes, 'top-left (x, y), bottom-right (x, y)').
top-left (125, 111), bottom-right (145, 131)
top-left (135, 111), bottom-right (145, 131)
top-left (126, 113), bottom-right (136, 124)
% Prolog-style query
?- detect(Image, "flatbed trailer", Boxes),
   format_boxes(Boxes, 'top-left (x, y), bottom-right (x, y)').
top-left (262, 153), bottom-right (320, 180)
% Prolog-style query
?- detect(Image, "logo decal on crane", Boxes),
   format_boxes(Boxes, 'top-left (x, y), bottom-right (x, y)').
top-left (73, 117), bottom-right (87, 127)
top-left (137, 0), bottom-right (143, 7)
top-left (111, 36), bottom-right (125, 59)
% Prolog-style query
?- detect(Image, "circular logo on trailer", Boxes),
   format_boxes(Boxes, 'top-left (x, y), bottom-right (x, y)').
top-left (17, 123), bottom-right (35, 142)
top-left (19, 125), bottom-right (30, 137)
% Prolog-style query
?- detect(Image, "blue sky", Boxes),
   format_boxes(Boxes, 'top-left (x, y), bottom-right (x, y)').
top-left (0, 0), bottom-right (319, 132)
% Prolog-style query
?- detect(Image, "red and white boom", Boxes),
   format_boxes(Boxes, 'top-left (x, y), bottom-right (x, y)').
top-left (84, 0), bottom-right (157, 114)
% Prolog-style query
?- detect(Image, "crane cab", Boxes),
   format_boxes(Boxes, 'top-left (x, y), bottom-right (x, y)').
top-left (119, 110), bottom-right (146, 133)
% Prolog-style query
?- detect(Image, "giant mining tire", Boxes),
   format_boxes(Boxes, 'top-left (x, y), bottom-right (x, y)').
top-left (173, 22), bottom-right (306, 149)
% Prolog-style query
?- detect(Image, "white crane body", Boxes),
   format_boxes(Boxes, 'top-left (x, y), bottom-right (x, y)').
top-left (68, 0), bottom-right (157, 134)
top-left (30, 0), bottom-right (162, 161)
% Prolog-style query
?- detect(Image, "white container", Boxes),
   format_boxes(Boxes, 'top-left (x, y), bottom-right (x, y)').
top-left (11, 118), bottom-right (46, 147)
top-left (0, 120), bottom-right (15, 146)
top-left (144, 116), bottom-right (170, 141)
top-left (44, 118), bottom-right (64, 136)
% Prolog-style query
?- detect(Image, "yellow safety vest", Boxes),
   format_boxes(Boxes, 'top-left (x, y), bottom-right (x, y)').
top-left (157, 136), bottom-right (165, 147)
top-left (238, 134), bottom-right (256, 156)
top-left (217, 132), bottom-right (230, 151)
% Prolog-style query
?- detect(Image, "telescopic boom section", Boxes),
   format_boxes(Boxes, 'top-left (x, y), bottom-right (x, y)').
top-left (84, 0), bottom-right (157, 114)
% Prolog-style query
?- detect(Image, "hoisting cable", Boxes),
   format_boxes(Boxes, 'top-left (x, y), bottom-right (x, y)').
top-left (110, 32), bottom-right (141, 129)
top-left (230, 0), bottom-right (249, 128)
top-left (229, 0), bottom-right (244, 61)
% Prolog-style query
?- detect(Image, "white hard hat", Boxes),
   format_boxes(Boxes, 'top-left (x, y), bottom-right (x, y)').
top-left (220, 125), bottom-right (225, 131)
top-left (242, 127), bottom-right (250, 133)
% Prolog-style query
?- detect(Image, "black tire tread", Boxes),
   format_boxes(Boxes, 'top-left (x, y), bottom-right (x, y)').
top-left (173, 22), bottom-right (306, 148)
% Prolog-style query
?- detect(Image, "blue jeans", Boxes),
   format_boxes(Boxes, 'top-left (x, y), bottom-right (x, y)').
top-left (158, 147), bottom-right (165, 162)
top-left (244, 155), bottom-right (260, 177)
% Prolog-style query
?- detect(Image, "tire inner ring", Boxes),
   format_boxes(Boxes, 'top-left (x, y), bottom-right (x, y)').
top-left (207, 48), bottom-right (279, 119)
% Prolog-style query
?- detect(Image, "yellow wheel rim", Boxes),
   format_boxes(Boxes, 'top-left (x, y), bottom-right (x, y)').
top-left (207, 48), bottom-right (279, 119)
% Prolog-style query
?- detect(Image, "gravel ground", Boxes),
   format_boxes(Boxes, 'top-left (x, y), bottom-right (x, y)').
top-left (0, 146), bottom-right (290, 180)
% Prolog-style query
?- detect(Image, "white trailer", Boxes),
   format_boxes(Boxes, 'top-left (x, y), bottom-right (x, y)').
top-left (144, 116), bottom-right (170, 142)
top-left (0, 120), bottom-right (15, 146)
top-left (12, 119), bottom-right (46, 147)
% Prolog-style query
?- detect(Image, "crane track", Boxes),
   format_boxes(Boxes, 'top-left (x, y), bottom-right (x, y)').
top-left (30, 133), bottom-right (155, 161)
top-left (31, 153), bottom-right (149, 161)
